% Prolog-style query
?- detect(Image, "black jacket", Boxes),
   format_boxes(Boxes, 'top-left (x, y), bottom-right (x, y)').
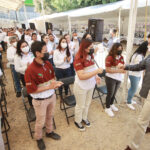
top-left (125, 54), bottom-right (150, 98)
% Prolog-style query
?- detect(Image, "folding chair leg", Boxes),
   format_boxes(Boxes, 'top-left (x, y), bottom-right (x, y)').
top-left (97, 91), bottom-right (105, 109)
top-left (53, 118), bottom-right (56, 130)
top-left (62, 101), bottom-right (70, 125)
top-left (26, 113), bottom-right (34, 139)
top-left (92, 88), bottom-right (96, 99)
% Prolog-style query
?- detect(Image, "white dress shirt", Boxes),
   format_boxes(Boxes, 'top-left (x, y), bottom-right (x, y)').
top-left (7, 45), bottom-right (16, 65)
top-left (53, 49), bottom-right (73, 69)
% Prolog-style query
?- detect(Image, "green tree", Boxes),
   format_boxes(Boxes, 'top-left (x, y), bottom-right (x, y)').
top-left (34, 0), bottom-right (122, 13)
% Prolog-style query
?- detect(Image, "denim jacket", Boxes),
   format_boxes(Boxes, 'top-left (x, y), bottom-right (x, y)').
top-left (125, 54), bottom-right (150, 98)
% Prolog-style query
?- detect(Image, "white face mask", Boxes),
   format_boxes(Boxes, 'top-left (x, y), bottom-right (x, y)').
top-left (22, 46), bottom-right (29, 53)
top-left (13, 42), bottom-right (17, 47)
top-left (61, 43), bottom-right (67, 49)
top-left (74, 36), bottom-right (78, 40)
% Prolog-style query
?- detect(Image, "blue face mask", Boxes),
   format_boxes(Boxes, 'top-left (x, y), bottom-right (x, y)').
top-left (42, 53), bottom-right (49, 61)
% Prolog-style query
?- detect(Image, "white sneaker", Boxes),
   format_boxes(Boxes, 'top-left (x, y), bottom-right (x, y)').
top-left (132, 100), bottom-right (137, 105)
top-left (110, 104), bottom-right (119, 112)
top-left (127, 104), bottom-right (135, 110)
top-left (105, 108), bottom-right (114, 117)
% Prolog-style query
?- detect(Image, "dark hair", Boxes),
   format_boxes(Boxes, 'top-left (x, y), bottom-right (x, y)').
top-left (31, 41), bottom-right (46, 57)
top-left (75, 39), bottom-right (93, 62)
top-left (41, 34), bottom-right (47, 42)
top-left (148, 34), bottom-right (150, 38)
top-left (113, 29), bottom-right (117, 34)
top-left (82, 32), bottom-right (91, 40)
top-left (64, 34), bottom-right (69, 39)
top-left (108, 43), bottom-right (123, 61)
top-left (48, 33), bottom-right (54, 36)
top-left (130, 41), bottom-right (148, 62)
top-left (57, 37), bottom-right (70, 57)
top-left (16, 40), bottom-right (28, 57)
top-left (32, 33), bottom-right (37, 37)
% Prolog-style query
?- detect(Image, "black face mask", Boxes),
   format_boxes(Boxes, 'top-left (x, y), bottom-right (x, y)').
top-left (42, 53), bottom-right (49, 61)
top-left (88, 48), bottom-right (94, 56)
top-left (117, 50), bottom-right (122, 55)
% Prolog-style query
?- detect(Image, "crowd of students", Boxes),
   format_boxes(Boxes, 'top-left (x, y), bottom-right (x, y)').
top-left (0, 26), bottom-right (150, 150)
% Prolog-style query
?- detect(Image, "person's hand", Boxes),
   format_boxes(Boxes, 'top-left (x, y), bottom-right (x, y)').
top-left (64, 57), bottom-right (67, 62)
top-left (27, 62), bottom-right (30, 67)
top-left (50, 51), bottom-right (54, 55)
top-left (97, 68), bottom-right (103, 74)
top-left (67, 57), bottom-right (71, 62)
top-left (96, 76), bottom-right (101, 85)
top-left (119, 69), bottom-right (126, 73)
top-left (94, 47), bottom-right (99, 54)
top-left (49, 81), bottom-right (64, 89)
top-left (117, 63), bottom-right (125, 69)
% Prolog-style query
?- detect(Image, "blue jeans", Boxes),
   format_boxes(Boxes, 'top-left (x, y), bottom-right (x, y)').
top-left (127, 75), bottom-right (141, 104)
top-left (55, 68), bottom-right (72, 95)
top-left (10, 64), bottom-right (21, 93)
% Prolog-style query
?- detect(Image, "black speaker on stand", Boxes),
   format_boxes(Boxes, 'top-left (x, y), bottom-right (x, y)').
top-left (22, 24), bottom-right (26, 29)
top-left (29, 23), bottom-right (36, 30)
top-left (88, 19), bottom-right (104, 42)
top-left (45, 22), bottom-right (53, 33)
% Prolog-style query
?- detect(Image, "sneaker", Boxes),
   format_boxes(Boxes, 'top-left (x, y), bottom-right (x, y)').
top-left (125, 146), bottom-right (132, 150)
top-left (82, 119), bottom-right (91, 127)
top-left (127, 104), bottom-right (135, 110)
top-left (132, 100), bottom-right (137, 105)
top-left (36, 139), bottom-right (46, 150)
top-left (146, 127), bottom-right (150, 134)
top-left (110, 104), bottom-right (118, 112)
top-left (46, 131), bottom-right (61, 140)
top-left (105, 108), bottom-right (114, 117)
top-left (74, 122), bottom-right (85, 131)
top-left (16, 92), bottom-right (21, 98)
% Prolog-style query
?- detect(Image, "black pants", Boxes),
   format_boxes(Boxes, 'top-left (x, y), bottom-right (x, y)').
top-left (20, 74), bottom-right (33, 106)
top-left (55, 68), bottom-right (72, 95)
top-left (105, 76), bottom-right (121, 108)
top-left (1, 41), bottom-right (5, 52)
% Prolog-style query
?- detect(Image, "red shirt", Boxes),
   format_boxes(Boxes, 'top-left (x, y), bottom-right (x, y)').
top-left (25, 59), bottom-right (55, 94)
top-left (105, 55), bottom-right (124, 68)
top-left (74, 55), bottom-right (95, 71)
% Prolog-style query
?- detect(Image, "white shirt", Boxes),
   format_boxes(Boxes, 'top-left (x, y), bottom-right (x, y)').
top-left (53, 49), bottom-right (73, 69)
top-left (14, 52), bottom-right (34, 75)
top-left (68, 41), bottom-right (75, 56)
top-left (47, 41), bottom-right (56, 59)
top-left (15, 30), bottom-right (22, 40)
top-left (0, 32), bottom-right (6, 42)
top-left (73, 40), bottom-right (79, 56)
top-left (129, 53), bottom-right (144, 77)
top-left (7, 45), bottom-right (16, 65)
top-left (75, 64), bottom-right (97, 90)
top-left (108, 36), bottom-right (120, 51)
top-left (24, 35), bottom-right (31, 44)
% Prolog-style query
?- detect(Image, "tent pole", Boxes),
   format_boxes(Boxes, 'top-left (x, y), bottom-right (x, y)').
top-left (122, 0), bottom-right (138, 102)
top-left (68, 16), bottom-right (72, 35)
top-left (40, 0), bottom-right (45, 15)
top-left (118, 7), bottom-right (121, 38)
top-left (23, 4), bottom-right (28, 28)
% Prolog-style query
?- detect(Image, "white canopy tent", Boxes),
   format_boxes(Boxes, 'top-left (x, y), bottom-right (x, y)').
top-left (28, 0), bottom-right (150, 39)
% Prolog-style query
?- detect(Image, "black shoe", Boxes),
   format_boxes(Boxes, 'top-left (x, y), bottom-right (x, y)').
top-left (82, 119), bottom-right (91, 127)
top-left (146, 127), bottom-right (150, 134)
top-left (125, 146), bottom-right (132, 150)
top-left (16, 92), bottom-right (21, 98)
top-left (37, 139), bottom-right (46, 150)
top-left (46, 131), bottom-right (61, 140)
top-left (74, 122), bottom-right (85, 131)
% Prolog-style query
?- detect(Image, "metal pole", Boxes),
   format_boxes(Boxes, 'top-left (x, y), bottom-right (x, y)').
top-left (23, 4), bottom-right (28, 28)
top-left (122, 0), bottom-right (138, 102)
top-left (118, 7), bottom-right (121, 38)
top-left (68, 16), bottom-right (72, 35)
